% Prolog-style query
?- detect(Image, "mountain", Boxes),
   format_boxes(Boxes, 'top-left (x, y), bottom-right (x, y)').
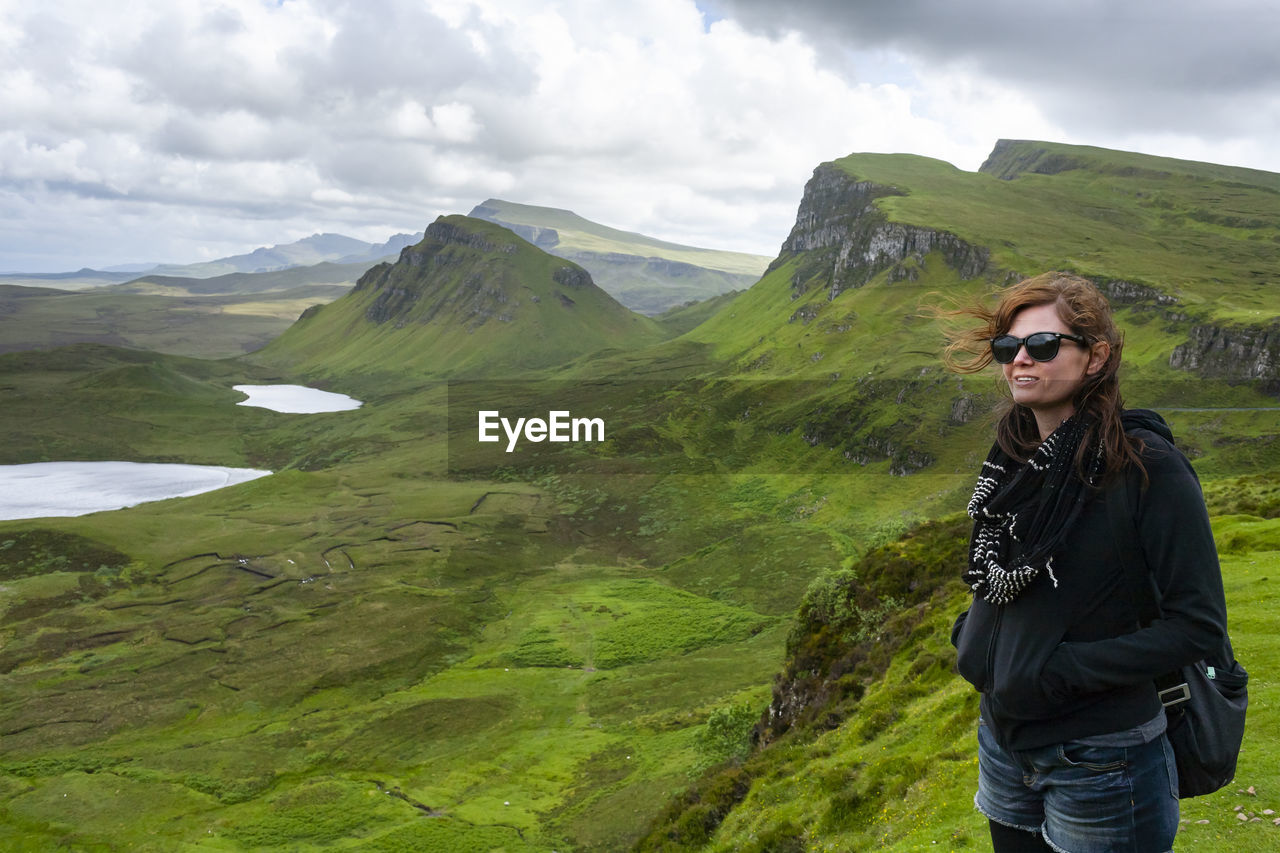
top-left (469, 198), bottom-right (771, 315)
top-left (632, 140), bottom-right (1280, 849)
top-left (336, 232), bottom-right (421, 263)
top-left (143, 231), bottom-right (420, 278)
top-left (253, 214), bottom-right (670, 381)
top-left (685, 139), bottom-right (1280, 386)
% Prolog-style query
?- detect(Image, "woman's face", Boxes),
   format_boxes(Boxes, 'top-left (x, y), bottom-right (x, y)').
top-left (1001, 302), bottom-right (1103, 432)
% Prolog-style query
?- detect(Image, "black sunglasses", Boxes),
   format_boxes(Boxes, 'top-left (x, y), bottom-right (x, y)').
top-left (989, 331), bottom-right (1087, 364)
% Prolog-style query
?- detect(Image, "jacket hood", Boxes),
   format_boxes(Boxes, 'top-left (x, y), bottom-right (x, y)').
top-left (1121, 408), bottom-right (1174, 443)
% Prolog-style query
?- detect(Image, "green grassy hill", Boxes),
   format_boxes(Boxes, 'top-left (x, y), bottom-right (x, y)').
top-left (471, 199), bottom-right (771, 314)
top-left (1, 140), bottom-right (1277, 852)
top-left (251, 214), bottom-right (670, 384)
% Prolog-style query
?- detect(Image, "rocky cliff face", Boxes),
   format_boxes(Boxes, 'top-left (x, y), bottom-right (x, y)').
top-left (775, 163), bottom-right (989, 299)
top-left (1088, 272), bottom-right (1280, 383)
top-left (1095, 278), bottom-right (1180, 307)
top-left (1170, 321), bottom-right (1280, 380)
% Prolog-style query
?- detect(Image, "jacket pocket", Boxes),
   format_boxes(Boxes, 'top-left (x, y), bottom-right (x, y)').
top-left (952, 605), bottom-right (992, 692)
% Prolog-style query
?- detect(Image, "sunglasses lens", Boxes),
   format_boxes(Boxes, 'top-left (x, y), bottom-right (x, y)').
top-left (990, 335), bottom-right (1020, 363)
top-left (1024, 332), bottom-right (1062, 361)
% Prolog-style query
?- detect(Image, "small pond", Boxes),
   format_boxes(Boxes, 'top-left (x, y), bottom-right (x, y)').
top-left (234, 384), bottom-right (362, 413)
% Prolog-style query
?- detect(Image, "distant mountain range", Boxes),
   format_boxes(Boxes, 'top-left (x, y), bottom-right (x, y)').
top-left (0, 232), bottom-right (422, 290)
top-left (0, 206), bottom-right (775, 359)
top-left (143, 232), bottom-right (422, 279)
top-left (3, 206), bottom-right (772, 316)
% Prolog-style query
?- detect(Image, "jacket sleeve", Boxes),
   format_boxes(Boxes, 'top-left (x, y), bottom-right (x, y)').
top-left (1039, 431), bottom-right (1228, 700)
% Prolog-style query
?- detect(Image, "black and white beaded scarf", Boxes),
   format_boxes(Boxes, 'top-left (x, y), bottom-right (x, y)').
top-left (965, 415), bottom-right (1104, 605)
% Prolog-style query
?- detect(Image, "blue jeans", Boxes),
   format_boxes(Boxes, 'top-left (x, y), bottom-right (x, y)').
top-left (976, 721), bottom-right (1179, 853)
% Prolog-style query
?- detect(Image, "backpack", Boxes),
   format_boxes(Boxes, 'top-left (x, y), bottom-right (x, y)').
top-left (1107, 409), bottom-right (1249, 798)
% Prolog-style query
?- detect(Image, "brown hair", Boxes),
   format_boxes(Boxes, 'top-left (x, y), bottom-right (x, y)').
top-left (941, 271), bottom-right (1143, 481)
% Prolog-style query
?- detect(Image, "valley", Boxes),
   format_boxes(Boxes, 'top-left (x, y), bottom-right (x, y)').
top-left (1, 140), bottom-right (1278, 852)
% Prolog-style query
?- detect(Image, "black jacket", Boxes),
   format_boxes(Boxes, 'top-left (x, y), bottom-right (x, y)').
top-left (951, 411), bottom-right (1229, 752)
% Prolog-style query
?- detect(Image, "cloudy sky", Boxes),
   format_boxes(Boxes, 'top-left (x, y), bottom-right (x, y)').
top-left (3, 0), bottom-right (1278, 272)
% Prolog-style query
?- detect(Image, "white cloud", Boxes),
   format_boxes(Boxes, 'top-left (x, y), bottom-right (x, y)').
top-left (1, 0), bottom-right (1276, 271)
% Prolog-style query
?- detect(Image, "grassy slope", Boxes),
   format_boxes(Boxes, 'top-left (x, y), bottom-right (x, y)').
top-left (664, 490), bottom-right (1280, 853)
top-left (471, 199), bottom-right (769, 314)
top-left (654, 291), bottom-right (743, 337)
top-left (0, 284), bottom-right (351, 359)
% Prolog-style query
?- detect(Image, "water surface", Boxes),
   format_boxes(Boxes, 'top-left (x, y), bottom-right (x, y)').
top-left (234, 384), bottom-right (362, 413)
top-left (0, 461), bottom-right (272, 520)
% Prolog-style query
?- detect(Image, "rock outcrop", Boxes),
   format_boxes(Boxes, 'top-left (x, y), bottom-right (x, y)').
top-left (774, 163), bottom-right (989, 299)
top-left (1096, 278), bottom-right (1180, 306)
top-left (1170, 321), bottom-right (1280, 380)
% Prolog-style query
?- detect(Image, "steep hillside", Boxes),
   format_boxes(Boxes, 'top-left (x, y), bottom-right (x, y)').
top-left (691, 140), bottom-right (1279, 371)
top-left (636, 499), bottom-right (1280, 852)
top-left (655, 291), bottom-right (743, 336)
top-left (629, 140), bottom-right (1280, 850)
top-left (252, 215), bottom-right (669, 383)
top-left (470, 199), bottom-right (770, 314)
top-left (677, 142), bottom-right (1280, 485)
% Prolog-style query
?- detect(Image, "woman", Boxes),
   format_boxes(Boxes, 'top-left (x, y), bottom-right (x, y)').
top-left (945, 272), bottom-right (1228, 852)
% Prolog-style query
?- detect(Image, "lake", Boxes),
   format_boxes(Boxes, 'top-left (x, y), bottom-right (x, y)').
top-left (0, 461), bottom-right (272, 520)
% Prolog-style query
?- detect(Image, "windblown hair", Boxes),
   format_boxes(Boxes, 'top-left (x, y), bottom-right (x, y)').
top-left (941, 271), bottom-right (1144, 482)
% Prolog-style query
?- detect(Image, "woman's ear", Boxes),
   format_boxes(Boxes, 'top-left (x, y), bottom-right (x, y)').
top-left (1086, 340), bottom-right (1110, 376)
